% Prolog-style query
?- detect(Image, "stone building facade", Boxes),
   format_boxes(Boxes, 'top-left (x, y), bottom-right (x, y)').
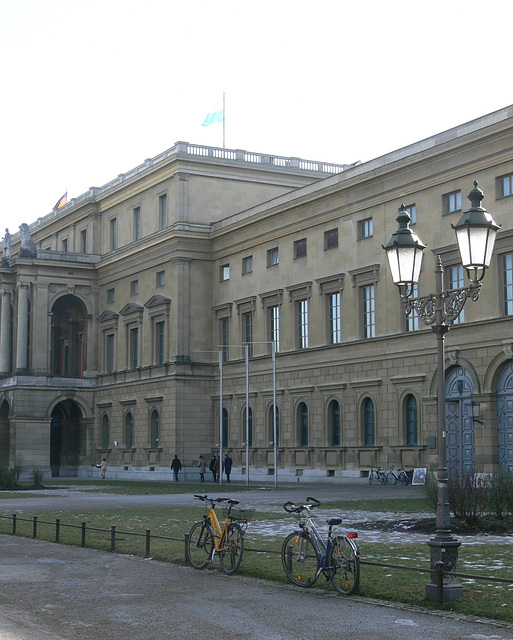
top-left (2, 108), bottom-right (513, 482)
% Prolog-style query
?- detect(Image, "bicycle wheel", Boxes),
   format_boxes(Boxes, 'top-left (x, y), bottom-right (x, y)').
top-left (368, 471), bottom-right (374, 485)
top-left (219, 522), bottom-right (244, 575)
top-left (186, 521), bottom-right (213, 569)
top-left (385, 471), bottom-right (397, 486)
top-left (398, 472), bottom-right (410, 486)
top-left (329, 535), bottom-right (360, 595)
top-left (281, 531), bottom-right (320, 587)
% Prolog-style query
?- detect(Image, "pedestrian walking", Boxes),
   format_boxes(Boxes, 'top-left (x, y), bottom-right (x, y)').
top-left (209, 455), bottom-right (219, 483)
top-left (224, 453), bottom-right (232, 483)
top-left (100, 458), bottom-right (108, 480)
top-left (171, 454), bottom-right (182, 482)
top-left (198, 455), bottom-right (206, 482)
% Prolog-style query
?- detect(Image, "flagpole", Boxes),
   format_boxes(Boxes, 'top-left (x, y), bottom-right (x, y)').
top-left (222, 92), bottom-right (226, 149)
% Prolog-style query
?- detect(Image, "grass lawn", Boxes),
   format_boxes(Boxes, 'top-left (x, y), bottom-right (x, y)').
top-left (0, 482), bottom-right (512, 623)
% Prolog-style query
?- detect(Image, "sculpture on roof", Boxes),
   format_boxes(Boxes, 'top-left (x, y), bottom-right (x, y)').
top-left (18, 223), bottom-right (37, 259)
top-left (2, 229), bottom-right (12, 264)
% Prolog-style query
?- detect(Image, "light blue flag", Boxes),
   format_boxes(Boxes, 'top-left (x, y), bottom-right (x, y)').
top-left (202, 109), bottom-right (224, 127)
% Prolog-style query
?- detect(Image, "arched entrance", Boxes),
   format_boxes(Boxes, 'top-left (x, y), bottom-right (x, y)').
top-left (0, 400), bottom-right (10, 465)
top-left (50, 400), bottom-right (82, 477)
top-left (445, 367), bottom-right (475, 474)
top-left (51, 295), bottom-right (87, 377)
top-left (497, 362), bottom-right (513, 472)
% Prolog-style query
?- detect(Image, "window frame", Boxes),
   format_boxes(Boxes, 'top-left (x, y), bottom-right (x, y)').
top-left (158, 193), bottom-right (168, 230)
top-left (220, 264), bottom-right (230, 281)
top-left (267, 247), bottom-right (279, 267)
top-left (443, 190), bottom-right (462, 214)
top-left (242, 255), bottom-right (253, 275)
top-left (358, 217), bottom-right (373, 239)
top-left (324, 228), bottom-right (338, 250)
top-left (294, 238), bottom-right (307, 259)
top-left (133, 206), bottom-right (141, 241)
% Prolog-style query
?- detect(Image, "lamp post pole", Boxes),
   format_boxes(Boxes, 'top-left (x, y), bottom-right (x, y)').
top-left (383, 181), bottom-right (499, 602)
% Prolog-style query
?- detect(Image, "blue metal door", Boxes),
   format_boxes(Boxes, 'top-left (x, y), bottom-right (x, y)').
top-left (445, 367), bottom-right (475, 474)
top-left (497, 362), bottom-right (513, 472)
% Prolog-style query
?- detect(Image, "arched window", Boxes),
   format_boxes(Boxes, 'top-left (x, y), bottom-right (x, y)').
top-left (124, 412), bottom-right (133, 449)
top-left (363, 398), bottom-right (375, 446)
top-left (329, 400), bottom-right (341, 446)
top-left (269, 405), bottom-right (279, 446)
top-left (298, 402), bottom-right (308, 447)
top-left (405, 394), bottom-right (418, 445)
top-left (242, 406), bottom-right (253, 447)
top-left (101, 414), bottom-right (109, 450)
top-left (150, 410), bottom-right (159, 448)
top-left (222, 408), bottom-right (228, 447)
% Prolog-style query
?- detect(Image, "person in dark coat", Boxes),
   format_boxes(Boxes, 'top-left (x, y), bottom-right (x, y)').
top-left (171, 454), bottom-right (182, 482)
top-left (209, 455), bottom-right (217, 483)
top-left (224, 454), bottom-right (233, 483)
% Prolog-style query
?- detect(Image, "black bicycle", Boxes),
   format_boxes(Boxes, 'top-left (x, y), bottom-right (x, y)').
top-left (281, 497), bottom-right (360, 595)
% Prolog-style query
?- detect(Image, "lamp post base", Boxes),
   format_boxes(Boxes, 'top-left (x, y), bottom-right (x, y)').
top-left (425, 537), bottom-right (464, 601)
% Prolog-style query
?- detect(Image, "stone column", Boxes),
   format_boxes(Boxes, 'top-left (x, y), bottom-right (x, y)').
top-left (15, 283), bottom-right (29, 373)
top-left (0, 289), bottom-right (12, 375)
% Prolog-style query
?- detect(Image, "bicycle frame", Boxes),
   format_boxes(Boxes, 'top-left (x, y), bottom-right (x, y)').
top-left (205, 506), bottom-right (229, 554)
top-left (300, 514), bottom-right (334, 574)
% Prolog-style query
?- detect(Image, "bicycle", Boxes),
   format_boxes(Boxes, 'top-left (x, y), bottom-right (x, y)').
top-left (186, 494), bottom-right (252, 574)
top-left (385, 466), bottom-right (410, 486)
top-left (281, 497), bottom-right (360, 595)
top-left (368, 466), bottom-right (386, 485)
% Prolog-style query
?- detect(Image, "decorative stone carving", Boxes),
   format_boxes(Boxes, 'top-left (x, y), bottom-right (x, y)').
top-left (18, 223), bottom-right (37, 258)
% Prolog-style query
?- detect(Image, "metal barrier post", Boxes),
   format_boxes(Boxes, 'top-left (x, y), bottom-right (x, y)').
top-left (145, 529), bottom-right (151, 557)
top-left (110, 525), bottom-right (116, 552)
top-left (56, 518), bottom-right (60, 543)
top-left (12, 514), bottom-right (16, 535)
top-left (32, 516), bottom-right (37, 538)
top-left (81, 522), bottom-right (86, 547)
top-left (184, 532), bottom-right (189, 563)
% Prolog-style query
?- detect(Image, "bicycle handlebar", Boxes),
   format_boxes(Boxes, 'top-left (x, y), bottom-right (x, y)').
top-left (193, 495), bottom-right (239, 506)
top-left (283, 497), bottom-right (321, 513)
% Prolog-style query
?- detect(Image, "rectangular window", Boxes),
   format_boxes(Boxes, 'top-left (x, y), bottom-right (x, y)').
top-left (156, 270), bottom-right (165, 287)
top-left (324, 228), bottom-right (338, 250)
top-left (362, 284), bottom-right (376, 339)
top-left (499, 174), bottom-right (513, 198)
top-left (156, 321), bottom-right (165, 365)
top-left (358, 218), bottom-right (373, 239)
top-left (129, 327), bottom-right (138, 368)
top-left (405, 283), bottom-right (419, 332)
top-left (504, 253), bottom-right (513, 316)
top-left (61, 238), bottom-right (68, 252)
top-left (449, 265), bottom-right (465, 324)
top-left (130, 279), bottom-right (139, 296)
top-left (298, 299), bottom-right (309, 349)
top-left (220, 264), bottom-right (230, 281)
top-left (329, 292), bottom-right (341, 344)
top-left (107, 288), bottom-right (115, 304)
top-left (269, 305), bottom-right (280, 353)
top-left (294, 238), bottom-right (307, 259)
top-left (220, 317), bottom-right (229, 362)
top-left (443, 190), bottom-right (462, 214)
top-left (133, 206), bottom-right (141, 241)
top-left (242, 255), bottom-right (253, 275)
top-left (404, 203), bottom-right (416, 225)
top-left (106, 334), bottom-right (114, 373)
top-left (110, 218), bottom-right (117, 251)
top-left (267, 247), bottom-right (279, 266)
top-left (242, 312), bottom-right (253, 357)
top-left (80, 229), bottom-right (87, 253)
top-left (159, 194), bottom-right (167, 229)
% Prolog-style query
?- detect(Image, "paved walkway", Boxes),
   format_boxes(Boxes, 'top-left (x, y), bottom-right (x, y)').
top-left (1, 534), bottom-right (512, 640)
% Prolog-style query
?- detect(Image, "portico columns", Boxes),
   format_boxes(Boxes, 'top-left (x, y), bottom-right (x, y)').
top-left (15, 283), bottom-right (29, 373)
top-left (0, 289), bottom-right (12, 375)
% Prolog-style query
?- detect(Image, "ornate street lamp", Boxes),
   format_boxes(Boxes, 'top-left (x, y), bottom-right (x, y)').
top-left (384, 181), bottom-right (500, 602)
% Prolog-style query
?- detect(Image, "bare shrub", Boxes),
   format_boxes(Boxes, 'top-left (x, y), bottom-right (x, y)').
top-left (31, 466), bottom-right (45, 487)
top-left (448, 470), bottom-right (488, 526)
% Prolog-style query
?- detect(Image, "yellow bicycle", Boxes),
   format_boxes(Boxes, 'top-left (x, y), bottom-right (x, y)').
top-left (186, 494), bottom-right (252, 574)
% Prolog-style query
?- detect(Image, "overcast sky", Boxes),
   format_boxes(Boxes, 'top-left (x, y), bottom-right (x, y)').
top-left (1, 0), bottom-right (511, 234)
